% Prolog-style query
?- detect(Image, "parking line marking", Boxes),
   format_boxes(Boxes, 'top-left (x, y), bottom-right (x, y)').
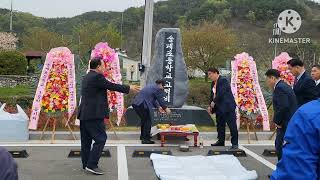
top-left (239, 145), bottom-right (276, 170)
top-left (118, 145), bottom-right (129, 180)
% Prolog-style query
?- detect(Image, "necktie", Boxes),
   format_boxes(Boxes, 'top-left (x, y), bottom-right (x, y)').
top-left (294, 78), bottom-right (298, 86)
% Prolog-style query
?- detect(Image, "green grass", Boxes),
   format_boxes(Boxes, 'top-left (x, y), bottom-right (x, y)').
top-left (0, 85), bottom-right (32, 98)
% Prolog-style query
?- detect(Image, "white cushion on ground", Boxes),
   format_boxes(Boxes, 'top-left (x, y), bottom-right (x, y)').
top-left (150, 153), bottom-right (258, 180)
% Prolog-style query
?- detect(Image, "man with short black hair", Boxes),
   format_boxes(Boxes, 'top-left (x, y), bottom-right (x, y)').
top-left (311, 64), bottom-right (320, 98)
top-left (78, 57), bottom-right (140, 175)
top-left (133, 79), bottom-right (171, 144)
top-left (265, 69), bottom-right (297, 160)
top-left (207, 67), bottom-right (238, 150)
top-left (287, 58), bottom-right (317, 106)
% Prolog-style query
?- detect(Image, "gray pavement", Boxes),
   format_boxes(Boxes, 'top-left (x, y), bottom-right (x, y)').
top-left (244, 145), bottom-right (278, 165)
top-left (126, 146), bottom-right (273, 180)
top-left (2, 145), bottom-right (276, 180)
top-left (5, 146), bottom-right (117, 180)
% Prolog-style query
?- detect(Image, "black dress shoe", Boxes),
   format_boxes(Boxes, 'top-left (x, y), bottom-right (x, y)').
top-left (140, 136), bottom-right (152, 140)
top-left (142, 140), bottom-right (155, 144)
top-left (228, 145), bottom-right (239, 151)
top-left (211, 141), bottom-right (225, 146)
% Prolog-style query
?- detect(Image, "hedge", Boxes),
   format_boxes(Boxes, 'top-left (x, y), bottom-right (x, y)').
top-left (0, 51), bottom-right (27, 75)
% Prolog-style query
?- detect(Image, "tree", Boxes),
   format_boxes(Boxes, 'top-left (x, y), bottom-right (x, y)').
top-left (74, 22), bottom-right (122, 59)
top-left (228, 0), bottom-right (306, 21)
top-left (105, 24), bottom-right (122, 48)
top-left (186, 0), bottom-right (230, 23)
top-left (122, 25), bottom-right (143, 58)
top-left (182, 22), bottom-right (238, 81)
top-left (21, 27), bottom-right (71, 52)
top-left (13, 12), bottom-right (46, 34)
top-left (236, 31), bottom-right (273, 77)
top-left (246, 11), bottom-right (256, 24)
top-left (286, 42), bottom-right (320, 70)
top-left (222, 8), bottom-right (232, 20)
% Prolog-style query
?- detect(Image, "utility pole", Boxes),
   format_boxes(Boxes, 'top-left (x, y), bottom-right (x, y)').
top-left (120, 12), bottom-right (124, 50)
top-left (140, 0), bottom-right (154, 87)
top-left (10, 0), bottom-right (13, 31)
top-left (78, 34), bottom-right (81, 56)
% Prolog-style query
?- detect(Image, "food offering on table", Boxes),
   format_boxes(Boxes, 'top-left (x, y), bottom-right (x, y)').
top-left (157, 124), bottom-right (170, 130)
top-left (157, 124), bottom-right (198, 132)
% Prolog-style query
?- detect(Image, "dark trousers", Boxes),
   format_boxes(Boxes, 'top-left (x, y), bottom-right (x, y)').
top-left (216, 111), bottom-right (238, 146)
top-left (275, 128), bottom-right (285, 161)
top-left (133, 104), bottom-right (152, 141)
top-left (80, 120), bottom-right (107, 169)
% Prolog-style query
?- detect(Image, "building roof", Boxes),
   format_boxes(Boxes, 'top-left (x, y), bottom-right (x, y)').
top-left (117, 52), bottom-right (139, 62)
top-left (24, 51), bottom-right (45, 59)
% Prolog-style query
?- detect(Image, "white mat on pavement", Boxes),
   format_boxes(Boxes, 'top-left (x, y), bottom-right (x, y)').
top-left (150, 153), bottom-right (258, 180)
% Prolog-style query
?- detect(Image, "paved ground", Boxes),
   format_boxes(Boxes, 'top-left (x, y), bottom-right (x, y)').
top-left (2, 142), bottom-right (277, 180)
top-left (244, 145), bottom-right (278, 165)
top-left (126, 146), bottom-right (274, 180)
top-left (5, 146), bottom-right (118, 180)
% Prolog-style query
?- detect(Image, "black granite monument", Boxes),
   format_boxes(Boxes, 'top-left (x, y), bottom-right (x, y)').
top-left (125, 28), bottom-right (214, 126)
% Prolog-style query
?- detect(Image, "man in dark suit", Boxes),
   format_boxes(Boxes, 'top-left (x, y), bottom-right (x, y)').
top-left (265, 69), bottom-right (298, 160)
top-left (287, 58), bottom-right (317, 107)
top-left (311, 64), bottom-right (320, 98)
top-left (133, 79), bottom-right (171, 144)
top-left (207, 67), bottom-right (238, 150)
top-left (78, 57), bottom-right (139, 175)
top-left (0, 147), bottom-right (18, 180)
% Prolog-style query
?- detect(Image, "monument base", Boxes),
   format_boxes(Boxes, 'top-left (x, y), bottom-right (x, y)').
top-left (124, 105), bottom-right (214, 126)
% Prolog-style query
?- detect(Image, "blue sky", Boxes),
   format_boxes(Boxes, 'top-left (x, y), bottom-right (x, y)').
top-left (0, 0), bottom-right (164, 18)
